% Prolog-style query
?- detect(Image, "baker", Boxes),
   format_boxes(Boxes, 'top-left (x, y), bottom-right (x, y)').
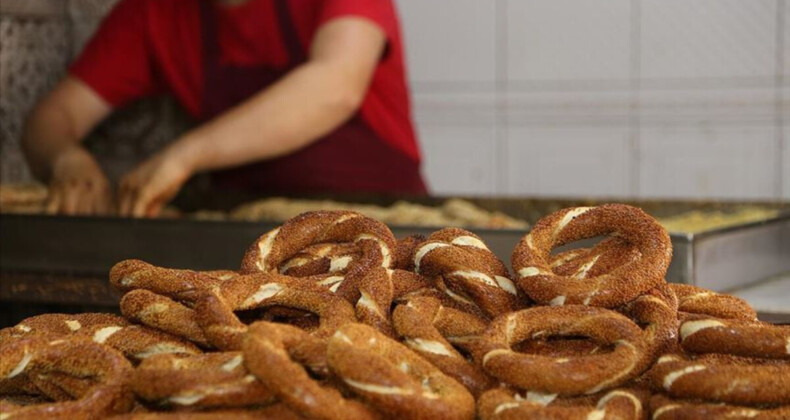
top-left (22, 0), bottom-right (427, 217)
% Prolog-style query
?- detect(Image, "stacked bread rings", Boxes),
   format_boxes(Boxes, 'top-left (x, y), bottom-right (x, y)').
top-left (2, 204), bottom-right (787, 420)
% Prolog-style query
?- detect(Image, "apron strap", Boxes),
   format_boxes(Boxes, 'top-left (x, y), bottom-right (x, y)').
top-left (273, 0), bottom-right (306, 64)
top-left (200, 0), bottom-right (221, 117)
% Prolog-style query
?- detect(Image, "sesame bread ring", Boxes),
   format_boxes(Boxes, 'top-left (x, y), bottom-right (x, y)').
top-left (392, 296), bottom-right (494, 396)
top-left (511, 337), bottom-right (603, 358)
top-left (1, 313), bottom-right (201, 362)
top-left (550, 237), bottom-right (641, 280)
top-left (648, 353), bottom-right (790, 405)
top-left (80, 324), bottom-right (200, 363)
top-left (393, 234), bottom-right (426, 271)
top-left (679, 318), bottom-right (790, 360)
top-left (1, 313), bottom-right (127, 339)
top-left (0, 336), bottom-right (134, 419)
top-left (239, 211), bottom-right (396, 300)
top-left (412, 228), bottom-right (519, 318)
top-left (243, 322), bottom-right (380, 420)
top-left (478, 305), bottom-right (647, 395)
top-left (195, 273), bottom-right (356, 350)
top-left (512, 204), bottom-right (672, 308)
top-left (110, 260), bottom-right (231, 300)
top-left (650, 394), bottom-right (790, 420)
top-left (278, 242), bottom-right (361, 277)
top-left (327, 323), bottom-right (475, 420)
top-left (120, 290), bottom-right (209, 347)
top-left (619, 283), bottom-right (679, 365)
top-left (131, 352), bottom-right (274, 409)
top-left (111, 260), bottom-right (239, 347)
top-left (107, 404), bottom-right (304, 420)
top-left (477, 387), bottom-right (647, 420)
top-left (670, 284), bottom-right (758, 322)
top-left (25, 370), bottom-right (97, 402)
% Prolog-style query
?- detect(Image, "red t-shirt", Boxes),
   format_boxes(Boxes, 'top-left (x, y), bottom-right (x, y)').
top-left (70, 0), bottom-right (421, 162)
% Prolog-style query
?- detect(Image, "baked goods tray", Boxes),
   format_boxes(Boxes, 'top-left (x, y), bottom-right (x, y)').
top-left (1, 200), bottom-right (788, 293)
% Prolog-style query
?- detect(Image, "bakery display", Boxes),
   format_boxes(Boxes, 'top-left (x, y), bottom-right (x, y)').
top-left (0, 183), bottom-right (47, 214)
top-left (3, 183), bottom-right (787, 235)
top-left (2, 204), bottom-right (788, 419)
top-left (659, 207), bottom-right (780, 233)
top-left (228, 197), bottom-right (529, 229)
top-left (0, 184), bottom-right (528, 230)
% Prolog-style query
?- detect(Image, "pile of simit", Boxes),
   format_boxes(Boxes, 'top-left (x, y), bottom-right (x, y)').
top-left (2, 204), bottom-right (788, 420)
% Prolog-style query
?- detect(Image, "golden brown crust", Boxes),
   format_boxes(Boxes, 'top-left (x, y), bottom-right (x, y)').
top-left (649, 394), bottom-right (790, 420)
top-left (110, 260), bottom-right (226, 299)
top-left (551, 236), bottom-right (641, 279)
top-left (512, 204), bottom-right (672, 308)
top-left (671, 283), bottom-right (758, 322)
top-left (327, 323), bottom-right (475, 420)
top-left (0, 336), bottom-right (134, 419)
top-left (411, 228), bottom-right (520, 318)
top-left (478, 305), bottom-right (648, 395)
top-left (393, 234), bottom-right (426, 271)
top-left (619, 283), bottom-right (680, 368)
top-left (392, 296), bottom-right (494, 397)
top-left (108, 404), bottom-right (305, 420)
top-left (120, 290), bottom-right (210, 347)
top-left (131, 352), bottom-right (274, 409)
top-left (679, 318), bottom-right (790, 360)
top-left (243, 322), bottom-right (379, 420)
top-left (239, 211), bottom-right (396, 281)
top-left (478, 387), bottom-right (648, 420)
top-left (647, 353), bottom-right (790, 405)
top-left (1, 313), bottom-right (201, 362)
top-left (194, 273), bottom-right (356, 350)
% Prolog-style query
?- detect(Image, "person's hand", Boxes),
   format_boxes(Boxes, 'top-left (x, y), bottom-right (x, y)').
top-left (118, 148), bottom-right (192, 218)
top-left (46, 147), bottom-right (114, 216)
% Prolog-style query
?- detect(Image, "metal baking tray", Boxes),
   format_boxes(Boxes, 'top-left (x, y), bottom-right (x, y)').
top-left (2, 198), bottom-right (788, 294)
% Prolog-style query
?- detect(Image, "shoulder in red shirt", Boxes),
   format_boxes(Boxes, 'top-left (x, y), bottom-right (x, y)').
top-left (70, 0), bottom-right (421, 162)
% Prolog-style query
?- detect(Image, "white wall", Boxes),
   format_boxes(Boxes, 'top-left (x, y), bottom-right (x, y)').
top-left (398, 0), bottom-right (789, 200)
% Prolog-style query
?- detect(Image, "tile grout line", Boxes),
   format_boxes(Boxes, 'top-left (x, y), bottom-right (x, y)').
top-left (629, 0), bottom-right (642, 198)
top-left (775, 0), bottom-right (786, 200)
top-left (494, 0), bottom-right (509, 197)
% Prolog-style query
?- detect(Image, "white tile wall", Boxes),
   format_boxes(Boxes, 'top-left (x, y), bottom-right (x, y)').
top-left (397, 0), bottom-right (496, 85)
top-left (784, 0), bottom-right (789, 77)
top-left (506, 0), bottom-right (631, 82)
top-left (639, 125), bottom-right (778, 199)
top-left (506, 126), bottom-right (632, 197)
top-left (419, 123), bottom-right (498, 196)
top-left (641, 0), bottom-right (776, 81)
top-left (783, 115), bottom-right (789, 200)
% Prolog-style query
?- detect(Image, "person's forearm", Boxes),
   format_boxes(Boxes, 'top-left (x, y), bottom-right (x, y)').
top-left (172, 59), bottom-right (367, 174)
top-left (21, 77), bottom-right (111, 181)
top-left (22, 102), bottom-right (85, 181)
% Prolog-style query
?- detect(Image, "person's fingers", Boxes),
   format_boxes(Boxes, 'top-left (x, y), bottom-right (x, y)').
top-left (94, 186), bottom-right (114, 216)
top-left (118, 177), bottom-right (136, 217)
top-left (119, 190), bottom-right (136, 217)
top-left (75, 182), bottom-right (95, 216)
top-left (62, 182), bottom-right (81, 215)
top-left (145, 196), bottom-right (166, 218)
top-left (45, 187), bottom-right (62, 215)
top-left (132, 188), bottom-right (155, 218)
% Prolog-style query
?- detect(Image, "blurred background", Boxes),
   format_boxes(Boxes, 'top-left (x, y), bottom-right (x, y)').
top-left (2, 0), bottom-right (787, 201)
